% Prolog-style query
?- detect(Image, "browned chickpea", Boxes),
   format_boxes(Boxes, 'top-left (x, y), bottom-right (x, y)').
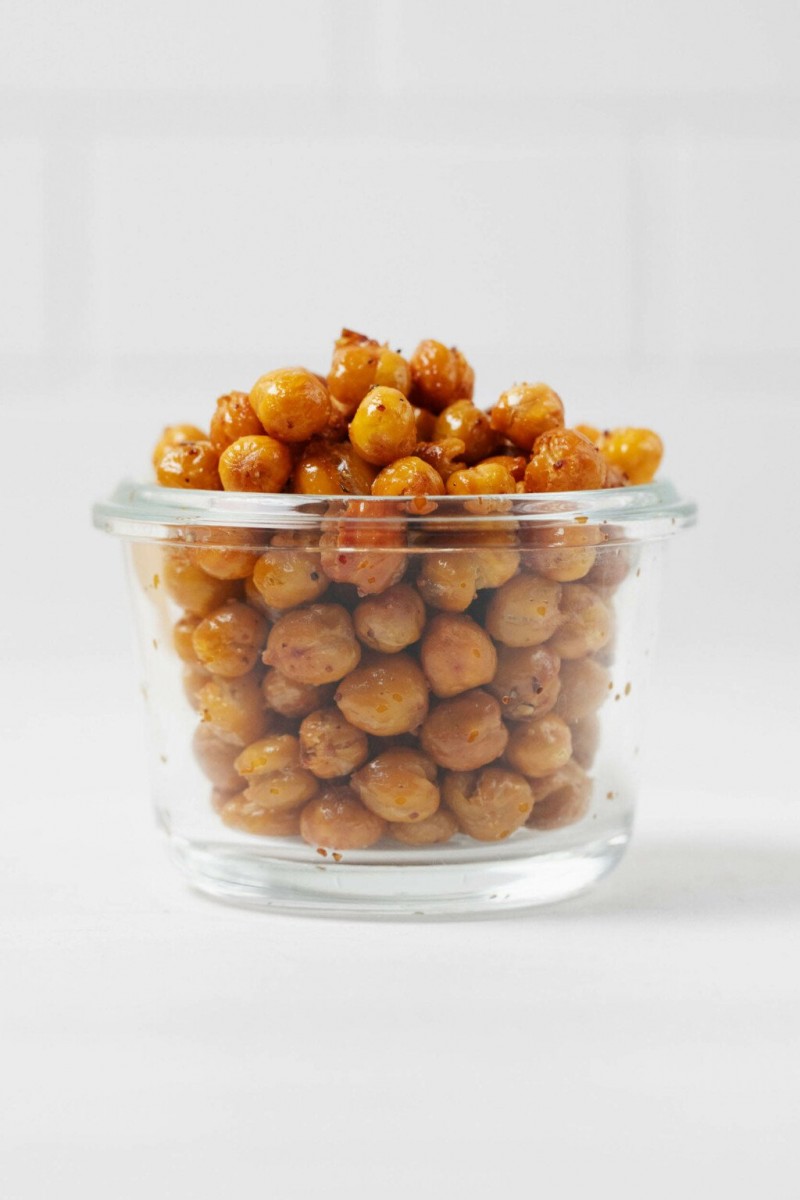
top-left (485, 572), bottom-right (562, 646)
top-left (292, 440), bottom-right (377, 495)
top-left (234, 733), bottom-right (319, 812)
top-left (155, 439), bottom-right (221, 490)
top-left (489, 383), bottom-right (564, 451)
top-left (443, 767), bottom-right (533, 841)
top-left (528, 760), bottom-right (592, 829)
top-left (251, 535), bottom-right (328, 611)
top-left (421, 613), bottom-right (497, 698)
top-left (434, 401), bottom-right (498, 464)
top-left (218, 435), bottom-right (293, 493)
top-left (334, 653), bottom-right (429, 736)
top-left (209, 391), bottom-right (263, 453)
top-left (326, 329), bottom-right (411, 415)
top-left (445, 462), bottom-right (517, 516)
top-left (191, 599), bottom-right (268, 678)
top-left (409, 340), bottom-right (475, 413)
top-left (262, 668), bottom-right (331, 719)
top-left (152, 424), bottom-right (207, 469)
top-left (299, 707), bottom-right (369, 779)
top-left (413, 437), bottom-right (466, 481)
top-left (351, 747), bottom-right (440, 824)
top-left (219, 792), bottom-right (302, 838)
top-left (413, 406), bottom-right (437, 442)
top-left (198, 670), bottom-right (270, 745)
top-left (263, 603), bottom-right (361, 686)
top-left (183, 661), bottom-right (210, 710)
top-left (249, 367), bottom-right (330, 443)
top-left (173, 614), bottom-right (201, 663)
top-left (524, 428), bottom-right (607, 492)
top-left (163, 550), bottom-right (240, 615)
top-left (479, 453), bottom-right (528, 483)
top-left (243, 572), bottom-right (273, 616)
top-left (505, 713), bottom-right (573, 778)
top-left (191, 526), bottom-right (264, 581)
top-left (571, 712), bottom-right (601, 769)
top-left (300, 786), bottom-right (386, 850)
top-left (487, 644), bottom-right (561, 721)
top-left (554, 657), bottom-right (611, 723)
top-left (416, 554), bottom-right (478, 611)
top-left (352, 584), bottom-right (426, 654)
top-left (389, 807), bottom-right (458, 846)
top-left (598, 427), bottom-right (663, 485)
top-left (420, 689), bottom-right (508, 771)
top-left (192, 723), bottom-right (242, 790)
top-left (521, 523), bottom-right (601, 583)
top-left (549, 584), bottom-right (613, 659)
top-left (349, 386), bottom-right (417, 466)
top-left (371, 456), bottom-right (445, 509)
top-left (319, 500), bottom-right (407, 596)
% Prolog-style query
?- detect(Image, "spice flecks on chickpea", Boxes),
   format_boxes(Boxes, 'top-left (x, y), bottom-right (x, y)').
top-left (152, 424), bottom-right (207, 469)
top-left (353, 584), bottom-right (426, 654)
top-left (349, 386), bottom-right (417, 466)
top-left (505, 713), bottom-right (573, 778)
top-left (209, 391), bottom-right (263, 453)
top-left (263, 603), bottom-right (361, 686)
top-left (443, 767), bottom-right (533, 842)
top-left (487, 644), bottom-right (561, 721)
top-left (251, 540), bottom-right (329, 611)
top-left (299, 707), bottom-right (369, 779)
top-left (485, 572), bottom-right (562, 647)
top-left (524, 428), bottom-right (607, 493)
top-left (334, 653), bottom-right (429, 736)
top-left (249, 367), bottom-right (331, 443)
top-left (420, 689), bottom-right (508, 771)
top-left (300, 786), bottom-right (387, 850)
top-left (156, 440), bottom-right (221, 490)
top-left (327, 329), bottom-right (411, 415)
top-left (421, 613), bottom-right (497, 698)
top-left (528, 760), bottom-right (592, 829)
top-left (409, 340), bottom-right (475, 412)
top-left (319, 500), bottom-right (408, 596)
top-left (489, 383), bottom-right (564, 451)
top-left (219, 435), bottom-right (293, 493)
top-left (351, 747), bottom-right (440, 824)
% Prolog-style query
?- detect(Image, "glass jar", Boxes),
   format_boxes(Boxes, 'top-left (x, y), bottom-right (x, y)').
top-left (93, 480), bottom-right (695, 916)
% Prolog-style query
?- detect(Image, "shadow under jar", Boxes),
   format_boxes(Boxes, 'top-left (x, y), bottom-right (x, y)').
top-left (93, 482), bottom-right (695, 917)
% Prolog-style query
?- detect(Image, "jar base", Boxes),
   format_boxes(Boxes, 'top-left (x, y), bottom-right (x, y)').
top-left (167, 832), bottom-right (629, 918)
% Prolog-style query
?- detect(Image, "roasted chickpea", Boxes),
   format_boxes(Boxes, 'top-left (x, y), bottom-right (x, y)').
top-left (334, 653), bottom-right (429, 736)
top-left (413, 406), bottom-right (437, 442)
top-left (292, 440), bottom-right (377, 495)
top-left (434, 401), bottom-right (497, 464)
top-left (163, 550), bottom-right (239, 615)
top-left (218, 435), bottom-right (293, 493)
top-left (487, 644), bottom-right (561, 721)
top-left (549, 584), bottom-right (613, 659)
top-left (234, 733), bottom-right (319, 812)
top-left (192, 723), bottom-right (242, 790)
top-left (299, 707), bottom-right (369, 779)
top-left (416, 554), bottom-right (478, 611)
top-left (490, 383), bottom-right (564, 451)
top-left (192, 526), bottom-right (263, 581)
top-left (472, 545), bottom-right (522, 591)
top-left (443, 767), bottom-right (533, 841)
top-left (409, 340), bottom-right (474, 412)
top-left (521, 523), bottom-right (601, 583)
top-left (251, 537), bottom-right (328, 611)
top-left (505, 713), bottom-right (573, 778)
top-left (155, 439), bottom-right (221, 490)
top-left (209, 391), bottom-right (263, 453)
top-left (420, 689), bottom-right (508, 770)
top-left (198, 670), bottom-right (270, 745)
top-left (326, 329), bottom-right (410, 415)
top-left (173, 614), bottom-right (201, 663)
top-left (598, 427), bottom-right (663, 485)
top-left (262, 668), bottom-right (331, 719)
top-left (319, 500), bottom-right (407, 595)
top-left (371, 456), bottom-right (445, 510)
top-left (479, 453), bottom-right (528, 483)
top-left (152, 424), bottom-right (207, 469)
top-left (249, 367), bottom-right (330, 443)
top-left (263, 603), bottom-right (361, 686)
top-left (574, 423), bottom-right (601, 445)
top-left (446, 462), bottom-right (517, 509)
top-left (585, 542), bottom-right (631, 591)
top-left (351, 748), bottom-right (439, 824)
top-left (413, 437), bottom-right (466, 481)
top-left (352, 584), bottom-right (426, 654)
top-left (528, 760), bottom-right (592, 829)
top-left (524, 428), bottom-right (607, 492)
top-left (300, 786), bottom-right (386, 850)
top-left (389, 808), bottom-right (458, 846)
top-left (191, 600), bottom-right (268, 678)
top-left (554, 657), bottom-right (611, 723)
top-left (485, 572), bottom-right (562, 646)
top-left (349, 386), bottom-right (417, 466)
top-left (421, 613), bottom-right (497, 698)
top-left (219, 793), bottom-right (303, 838)
top-left (571, 712), bottom-right (601, 769)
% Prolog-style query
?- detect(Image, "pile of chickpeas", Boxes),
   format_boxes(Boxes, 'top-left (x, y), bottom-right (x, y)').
top-left (154, 330), bottom-right (662, 853)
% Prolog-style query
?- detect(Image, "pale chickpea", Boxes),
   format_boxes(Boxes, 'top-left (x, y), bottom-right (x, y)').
top-left (352, 584), bottom-right (426, 654)
top-left (485, 572), bottom-right (562, 646)
top-left (218, 435), bottom-right (293, 493)
top-left (521, 523), bottom-right (601, 583)
top-left (443, 767), bottom-right (533, 841)
top-left (420, 689), bottom-right (508, 771)
top-left (299, 707), bottom-right (369, 779)
top-left (219, 792), bottom-right (303, 838)
top-left (192, 527), bottom-right (263, 581)
top-left (549, 584), bottom-right (613, 659)
top-left (434, 401), bottom-right (498, 464)
top-left (349, 386), bottom-right (417, 465)
top-left (163, 549), bottom-right (239, 615)
top-left (300, 786), bottom-right (387, 850)
top-left (389, 808), bottom-right (458, 846)
top-left (351, 747), bottom-right (440, 823)
top-left (528, 761), bottom-right (592, 830)
top-left (251, 536), bottom-right (329, 611)
top-left (487, 644), bottom-right (561, 721)
top-left (191, 599), bottom-right (268, 678)
top-left (263, 604), bottom-right (361, 686)
top-left (416, 553), bottom-right (478, 611)
top-left (192, 723), bottom-right (242, 791)
top-left (234, 734), bottom-right (319, 812)
top-left (173, 614), bottom-right (202, 663)
top-left (198, 670), bottom-right (270, 745)
top-left (319, 500), bottom-right (407, 596)
top-left (554, 657), bottom-right (611, 723)
top-left (249, 367), bottom-right (331, 442)
top-left (489, 383), bottom-right (564, 451)
top-left (262, 669), bottom-right (331, 719)
top-left (334, 653), bottom-right (429, 736)
top-left (571, 713), bottom-right (601, 769)
top-left (505, 714), bottom-right (573, 778)
top-left (420, 613), bottom-right (497, 698)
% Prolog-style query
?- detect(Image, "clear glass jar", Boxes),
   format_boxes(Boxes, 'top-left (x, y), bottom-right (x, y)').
top-left (93, 481), bottom-right (695, 916)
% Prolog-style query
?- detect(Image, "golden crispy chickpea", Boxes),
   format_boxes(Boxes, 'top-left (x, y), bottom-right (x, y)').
top-left (446, 462), bottom-right (517, 505)
top-left (263, 603), bottom-right (361, 686)
top-left (521, 522), bottom-right (602, 583)
top-left (409, 340), bottom-right (475, 413)
top-left (348, 386), bottom-right (417, 466)
top-left (598, 427), bottom-right (663, 485)
top-left (480, 453), bottom-right (528, 483)
top-left (506, 713), bottom-right (573, 778)
top-left (490, 383), bottom-right (564, 451)
top-left (299, 707), bottom-right (369, 779)
top-left (183, 661), bottom-right (210, 710)
top-left (209, 391), bottom-right (263, 453)
top-left (334, 653), bottom-right (429, 736)
top-left (326, 329), bottom-right (411, 415)
top-left (300, 786), bottom-right (387, 850)
top-left (353, 584), bottom-right (426, 653)
top-left (249, 367), bottom-right (330, 443)
top-left (234, 733), bottom-right (319, 812)
top-left (262, 668), bottom-right (331, 719)
top-left (524, 428), bottom-right (607, 492)
top-left (371, 456), bottom-right (445, 510)
top-left (191, 599), bottom-right (268, 678)
top-left (319, 500), bottom-right (407, 596)
top-left (351, 747), bottom-right (440, 824)
top-left (191, 526), bottom-right (264, 581)
top-left (549, 584), bottom-right (613, 659)
top-left (421, 613), bottom-right (497, 698)
top-left (485, 572), bottom-right (562, 646)
top-left (219, 792), bottom-right (302, 838)
top-left (192, 723), bottom-right (242, 790)
top-left (292, 440), bottom-right (377, 495)
top-left (218, 434), bottom-right (293, 493)
top-left (420, 689), bottom-right (508, 771)
top-left (251, 539), bottom-right (328, 611)
top-left (416, 554), bottom-right (478, 611)
top-left (198, 670), bottom-right (270, 745)
top-left (528, 760), bottom-right (592, 829)
top-left (443, 767), bottom-right (533, 841)
top-left (413, 437), bottom-right (466, 481)
top-left (173, 614), bottom-right (201, 663)
top-left (434, 401), bottom-right (498, 464)
top-left (152, 424), bottom-right (207, 469)
top-left (156, 440), bottom-right (221, 490)
top-left (389, 807), bottom-right (458, 846)
top-left (571, 712), bottom-right (601, 769)
top-left (413, 406), bottom-right (437, 441)
top-left (163, 550), bottom-right (240, 615)
top-left (554, 657), bottom-right (611, 723)
top-left (574, 423), bottom-right (601, 445)
top-left (487, 644), bottom-right (561, 721)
